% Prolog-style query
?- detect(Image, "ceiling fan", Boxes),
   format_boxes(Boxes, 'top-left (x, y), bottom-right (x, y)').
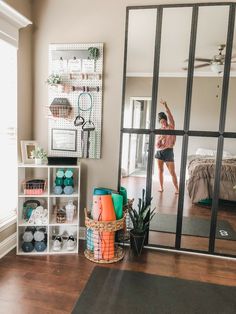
top-left (183, 44), bottom-right (236, 73)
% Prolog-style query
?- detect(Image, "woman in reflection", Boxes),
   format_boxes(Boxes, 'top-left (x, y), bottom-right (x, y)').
top-left (155, 100), bottom-right (179, 194)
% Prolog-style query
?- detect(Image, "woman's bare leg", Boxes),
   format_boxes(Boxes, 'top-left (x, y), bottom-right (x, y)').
top-left (157, 159), bottom-right (164, 192)
top-left (166, 161), bottom-right (179, 193)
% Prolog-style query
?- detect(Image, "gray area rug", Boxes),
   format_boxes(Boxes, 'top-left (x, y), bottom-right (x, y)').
top-left (150, 213), bottom-right (236, 240)
top-left (72, 267), bottom-right (236, 314)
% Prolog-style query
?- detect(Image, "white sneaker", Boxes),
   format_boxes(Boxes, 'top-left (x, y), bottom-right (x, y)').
top-left (67, 235), bottom-right (76, 251)
top-left (53, 235), bottom-right (62, 251)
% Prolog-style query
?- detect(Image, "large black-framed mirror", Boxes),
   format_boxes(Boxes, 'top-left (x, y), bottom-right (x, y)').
top-left (118, 2), bottom-right (236, 258)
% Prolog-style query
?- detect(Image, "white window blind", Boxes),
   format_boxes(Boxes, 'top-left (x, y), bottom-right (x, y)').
top-left (0, 38), bottom-right (17, 224)
top-left (0, 1), bottom-right (31, 226)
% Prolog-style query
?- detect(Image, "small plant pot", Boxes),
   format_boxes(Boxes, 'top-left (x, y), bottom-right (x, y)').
top-left (129, 229), bottom-right (146, 256)
top-left (35, 158), bottom-right (43, 165)
top-left (49, 84), bottom-right (64, 93)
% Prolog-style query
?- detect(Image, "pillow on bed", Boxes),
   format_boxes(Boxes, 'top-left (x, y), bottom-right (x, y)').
top-left (195, 148), bottom-right (232, 158)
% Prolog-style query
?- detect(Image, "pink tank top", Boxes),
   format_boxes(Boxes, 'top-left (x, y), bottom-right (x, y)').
top-left (156, 125), bottom-right (176, 150)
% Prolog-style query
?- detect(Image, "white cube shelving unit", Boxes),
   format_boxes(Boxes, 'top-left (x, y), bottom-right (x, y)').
top-left (17, 163), bottom-right (80, 255)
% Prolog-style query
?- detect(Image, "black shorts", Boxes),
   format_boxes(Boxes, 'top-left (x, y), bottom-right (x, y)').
top-left (155, 148), bottom-right (174, 162)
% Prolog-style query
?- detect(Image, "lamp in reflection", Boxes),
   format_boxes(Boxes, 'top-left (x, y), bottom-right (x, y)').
top-left (210, 62), bottom-right (224, 74)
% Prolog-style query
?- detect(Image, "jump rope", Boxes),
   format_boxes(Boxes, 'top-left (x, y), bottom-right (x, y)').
top-left (74, 92), bottom-right (95, 131)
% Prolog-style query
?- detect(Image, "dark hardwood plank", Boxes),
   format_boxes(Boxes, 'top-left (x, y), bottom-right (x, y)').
top-left (1, 245), bottom-right (236, 314)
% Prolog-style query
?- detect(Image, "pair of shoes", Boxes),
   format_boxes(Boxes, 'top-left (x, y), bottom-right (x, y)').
top-left (52, 234), bottom-right (76, 251)
top-left (52, 235), bottom-right (63, 251)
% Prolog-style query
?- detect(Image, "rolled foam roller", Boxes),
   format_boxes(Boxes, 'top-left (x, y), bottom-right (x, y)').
top-left (100, 195), bottom-right (116, 260)
top-left (119, 186), bottom-right (128, 205)
top-left (92, 195), bottom-right (102, 259)
top-left (112, 193), bottom-right (123, 220)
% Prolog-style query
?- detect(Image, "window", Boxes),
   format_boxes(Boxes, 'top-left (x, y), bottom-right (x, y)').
top-left (0, 38), bottom-right (17, 224)
top-left (0, 1), bottom-right (31, 227)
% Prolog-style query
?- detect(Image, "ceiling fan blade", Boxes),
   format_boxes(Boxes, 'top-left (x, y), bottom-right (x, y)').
top-left (194, 63), bottom-right (210, 69)
top-left (194, 58), bottom-right (212, 62)
top-left (182, 63), bottom-right (210, 70)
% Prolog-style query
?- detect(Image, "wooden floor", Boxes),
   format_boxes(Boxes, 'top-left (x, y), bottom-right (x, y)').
top-left (122, 175), bottom-right (236, 255)
top-left (1, 245), bottom-right (236, 314)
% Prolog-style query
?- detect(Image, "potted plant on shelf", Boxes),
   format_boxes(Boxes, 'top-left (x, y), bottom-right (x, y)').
top-left (30, 147), bottom-right (48, 165)
top-left (128, 189), bottom-right (156, 256)
top-left (46, 74), bottom-right (64, 92)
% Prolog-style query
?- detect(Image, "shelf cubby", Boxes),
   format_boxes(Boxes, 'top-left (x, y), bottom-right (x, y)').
top-left (17, 164), bottom-right (80, 255)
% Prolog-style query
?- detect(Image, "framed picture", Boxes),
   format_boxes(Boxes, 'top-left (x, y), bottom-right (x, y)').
top-left (21, 140), bottom-right (38, 164)
top-left (51, 128), bottom-right (77, 152)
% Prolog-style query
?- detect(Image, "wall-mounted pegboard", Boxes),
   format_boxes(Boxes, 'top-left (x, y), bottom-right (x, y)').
top-left (48, 43), bottom-right (103, 159)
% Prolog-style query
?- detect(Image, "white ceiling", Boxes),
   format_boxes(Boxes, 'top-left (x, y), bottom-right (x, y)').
top-left (127, 6), bottom-right (236, 77)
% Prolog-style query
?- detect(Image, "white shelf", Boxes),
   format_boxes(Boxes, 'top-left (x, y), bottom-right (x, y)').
top-left (18, 163), bottom-right (48, 168)
top-left (49, 216), bottom-right (78, 226)
top-left (18, 163), bottom-right (80, 168)
top-left (18, 221), bottom-right (48, 227)
top-left (17, 163), bottom-right (80, 255)
top-left (49, 240), bottom-right (78, 254)
top-left (49, 193), bottom-right (79, 198)
top-left (17, 250), bottom-right (48, 255)
top-left (18, 193), bottom-right (49, 198)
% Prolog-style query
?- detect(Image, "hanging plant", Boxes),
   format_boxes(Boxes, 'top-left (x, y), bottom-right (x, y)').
top-left (46, 74), bottom-right (62, 85)
top-left (88, 47), bottom-right (100, 61)
top-left (88, 47), bottom-right (100, 72)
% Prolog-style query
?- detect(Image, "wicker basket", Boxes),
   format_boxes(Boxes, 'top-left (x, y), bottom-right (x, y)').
top-left (22, 179), bottom-right (47, 195)
top-left (84, 209), bottom-right (126, 264)
top-left (50, 98), bottom-right (72, 118)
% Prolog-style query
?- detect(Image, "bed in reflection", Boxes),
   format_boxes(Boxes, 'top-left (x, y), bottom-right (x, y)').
top-left (187, 148), bottom-right (236, 203)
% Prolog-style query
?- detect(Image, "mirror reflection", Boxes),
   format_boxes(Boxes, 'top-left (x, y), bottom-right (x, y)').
top-left (149, 135), bottom-right (182, 247)
top-left (155, 7), bottom-right (192, 130)
top-left (189, 6), bottom-right (229, 131)
top-left (124, 9), bottom-right (157, 128)
top-left (121, 5), bottom-right (236, 255)
top-left (225, 14), bottom-right (236, 132)
top-left (121, 133), bottom-right (148, 209)
top-left (215, 138), bottom-right (236, 256)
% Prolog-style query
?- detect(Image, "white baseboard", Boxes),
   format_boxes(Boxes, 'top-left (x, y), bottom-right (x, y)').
top-left (0, 215), bottom-right (16, 232)
top-left (0, 232), bottom-right (16, 259)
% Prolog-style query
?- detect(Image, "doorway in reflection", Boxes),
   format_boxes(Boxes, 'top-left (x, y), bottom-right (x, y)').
top-left (121, 133), bottom-right (148, 209)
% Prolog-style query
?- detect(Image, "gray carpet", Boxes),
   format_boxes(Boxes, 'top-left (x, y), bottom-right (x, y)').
top-left (149, 213), bottom-right (236, 240)
top-left (72, 267), bottom-right (236, 314)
